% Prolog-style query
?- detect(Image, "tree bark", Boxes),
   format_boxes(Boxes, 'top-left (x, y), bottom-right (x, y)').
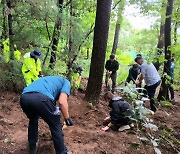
top-left (112, 23), bottom-right (120, 54)
top-left (66, 0), bottom-right (73, 80)
top-left (158, 0), bottom-right (174, 101)
top-left (1, 0), bottom-right (8, 40)
top-left (7, 0), bottom-right (14, 60)
top-left (111, 0), bottom-right (125, 54)
top-left (49, 0), bottom-right (64, 69)
top-left (154, 23), bottom-right (165, 70)
top-left (85, 0), bottom-right (112, 102)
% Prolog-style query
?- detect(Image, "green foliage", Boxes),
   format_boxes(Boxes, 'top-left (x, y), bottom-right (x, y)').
top-left (121, 83), bottom-right (162, 154)
top-left (0, 57), bottom-right (25, 92)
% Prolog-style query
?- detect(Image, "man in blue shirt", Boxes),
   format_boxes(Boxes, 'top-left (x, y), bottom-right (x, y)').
top-left (20, 76), bottom-right (73, 154)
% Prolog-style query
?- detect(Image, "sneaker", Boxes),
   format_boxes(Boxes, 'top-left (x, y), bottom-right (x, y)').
top-left (170, 98), bottom-right (175, 102)
top-left (118, 125), bottom-right (130, 132)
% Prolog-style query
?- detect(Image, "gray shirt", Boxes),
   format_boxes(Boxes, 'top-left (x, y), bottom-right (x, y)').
top-left (141, 60), bottom-right (160, 86)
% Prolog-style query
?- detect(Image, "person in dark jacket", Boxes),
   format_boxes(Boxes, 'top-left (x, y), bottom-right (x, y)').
top-left (125, 63), bottom-right (141, 85)
top-left (101, 91), bottom-right (134, 132)
top-left (105, 54), bottom-right (119, 92)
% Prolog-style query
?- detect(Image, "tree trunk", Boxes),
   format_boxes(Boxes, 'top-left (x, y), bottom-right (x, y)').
top-left (158, 0), bottom-right (174, 101)
top-left (49, 0), bottom-right (64, 69)
top-left (154, 23), bottom-right (165, 70)
top-left (87, 48), bottom-right (89, 59)
top-left (112, 23), bottom-right (120, 54)
top-left (85, 0), bottom-right (112, 102)
top-left (7, 0), bottom-right (14, 60)
top-left (66, 0), bottom-right (74, 80)
top-left (111, 0), bottom-right (125, 54)
top-left (1, 0), bottom-right (8, 40)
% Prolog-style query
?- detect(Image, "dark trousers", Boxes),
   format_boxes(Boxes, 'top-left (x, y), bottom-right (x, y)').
top-left (168, 80), bottom-right (174, 100)
top-left (145, 81), bottom-right (160, 112)
top-left (110, 73), bottom-right (117, 92)
top-left (105, 72), bottom-right (117, 92)
top-left (20, 92), bottom-right (67, 154)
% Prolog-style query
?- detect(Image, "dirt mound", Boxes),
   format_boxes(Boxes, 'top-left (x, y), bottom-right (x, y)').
top-left (0, 91), bottom-right (179, 154)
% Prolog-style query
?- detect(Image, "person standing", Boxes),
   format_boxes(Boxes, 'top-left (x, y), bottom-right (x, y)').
top-left (135, 56), bottom-right (161, 112)
top-left (20, 76), bottom-right (73, 154)
top-left (125, 63), bottom-right (141, 85)
top-left (22, 49), bottom-right (43, 86)
top-left (105, 54), bottom-right (119, 93)
top-left (168, 58), bottom-right (175, 102)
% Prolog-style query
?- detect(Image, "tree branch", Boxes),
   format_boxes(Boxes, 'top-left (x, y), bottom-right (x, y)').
top-left (78, 23), bottom-right (94, 51)
top-left (112, 0), bottom-right (122, 10)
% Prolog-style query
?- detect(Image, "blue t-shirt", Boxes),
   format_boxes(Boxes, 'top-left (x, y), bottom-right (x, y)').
top-left (22, 76), bottom-right (71, 101)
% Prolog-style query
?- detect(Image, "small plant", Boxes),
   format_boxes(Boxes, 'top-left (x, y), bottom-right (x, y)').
top-left (122, 83), bottom-right (162, 154)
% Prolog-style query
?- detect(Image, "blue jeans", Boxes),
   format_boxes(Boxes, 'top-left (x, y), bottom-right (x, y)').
top-left (20, 92), bottom-right (67, 154)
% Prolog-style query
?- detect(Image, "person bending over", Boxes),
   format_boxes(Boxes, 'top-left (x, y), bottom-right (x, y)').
top-left (101, 91), bottom-right (134, 132)
top-left (135, 56), bottom-right (161, 112)
top-left (125, 63), bottom-right (141, 85)
top-left (20, 76), bottom-right (73, 154)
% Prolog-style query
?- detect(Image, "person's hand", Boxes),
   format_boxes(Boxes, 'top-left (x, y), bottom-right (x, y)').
top-left (65, 118), bottom-right (73, 126)
top-left (135, 80), bottom-right (140, 85)
top-left (101, 126), bottom-right (110, 132)
top-left (104, 116), bottom-right (110, 121)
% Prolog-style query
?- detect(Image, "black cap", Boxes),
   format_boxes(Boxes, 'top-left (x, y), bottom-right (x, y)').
top-left (30, 49), bottom-right (43, 59)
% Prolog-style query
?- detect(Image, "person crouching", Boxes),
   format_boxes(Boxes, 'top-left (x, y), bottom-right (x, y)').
top-left (101, 91), bottom-right (134, 132)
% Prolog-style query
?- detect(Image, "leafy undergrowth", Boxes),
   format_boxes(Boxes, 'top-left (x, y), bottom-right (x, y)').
top-left (0, 90), bottom-right (179, 154)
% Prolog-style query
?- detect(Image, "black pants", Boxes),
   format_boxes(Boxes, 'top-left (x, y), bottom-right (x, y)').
top-left (145, 81), bottom-right (160, 112)
top-left (105, 72), bottom-right (117, 92)
top-left (168, 80), bottom-right (174, 100)
top-left (20, 92), bottom-right (67, 154)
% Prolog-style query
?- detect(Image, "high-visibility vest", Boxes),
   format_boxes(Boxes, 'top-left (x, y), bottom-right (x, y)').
top-left (2, 38), bottom-right (10, 63)
top-left (14, 49), bottom-right (21, 60)
top-left (22, 52), bottom-right (41, 86)
top-left (71, 73), bottom-right (81, 89)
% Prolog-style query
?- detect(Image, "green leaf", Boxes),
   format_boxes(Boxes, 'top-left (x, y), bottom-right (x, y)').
top-left (143, 123), bottom-right (158, 131)
top-left (161, 101), bottom-right (172, 106)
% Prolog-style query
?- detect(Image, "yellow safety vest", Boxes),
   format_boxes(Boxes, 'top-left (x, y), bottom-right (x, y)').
top-left (71, 73), bottom-right (81, 89)
top-left (2, 38), bottom-right (10, 63)
top-left (14, 49), bottom-right (21, 60)
top-left (22, 53), bottom-right (41, 86)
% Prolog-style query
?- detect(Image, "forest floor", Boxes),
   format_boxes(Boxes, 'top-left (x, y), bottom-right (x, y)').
top-left (0, 89), bottom-right (180, 154)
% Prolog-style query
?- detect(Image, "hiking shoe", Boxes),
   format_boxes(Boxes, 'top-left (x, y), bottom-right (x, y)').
top-left (118, 125), bottom-right (130, 132)
top-left (170, 98), bottom-right (175, 102)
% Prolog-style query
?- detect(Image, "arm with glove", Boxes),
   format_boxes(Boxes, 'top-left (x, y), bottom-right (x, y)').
top-left (58, 93), bottom-right (73, 126)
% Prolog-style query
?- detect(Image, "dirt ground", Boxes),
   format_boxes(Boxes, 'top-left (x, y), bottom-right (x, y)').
top-left (0, 90), bottom-right (179, 154)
